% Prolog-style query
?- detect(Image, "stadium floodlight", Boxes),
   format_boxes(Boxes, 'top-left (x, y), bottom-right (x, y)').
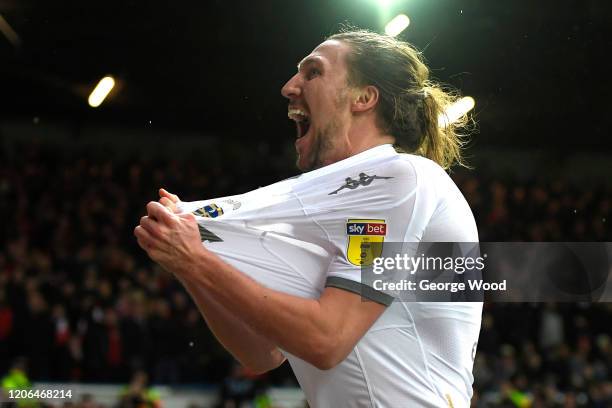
top-left (88, 76), bottom-right (115, 108)
top-left (384, 14), bottom-right (410, 37)
top-left (438, 96), bottom-right (475, 128)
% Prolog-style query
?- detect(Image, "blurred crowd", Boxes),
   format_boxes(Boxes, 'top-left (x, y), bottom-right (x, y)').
top-left (0, 141), bottom-right (610, 407)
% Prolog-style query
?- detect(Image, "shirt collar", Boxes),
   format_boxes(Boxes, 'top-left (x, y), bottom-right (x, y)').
top-left (297, 144), bottom-right (397, 182)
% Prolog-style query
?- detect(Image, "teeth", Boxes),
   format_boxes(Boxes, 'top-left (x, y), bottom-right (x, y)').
top-left (288, 108), bottom-right (309, 121)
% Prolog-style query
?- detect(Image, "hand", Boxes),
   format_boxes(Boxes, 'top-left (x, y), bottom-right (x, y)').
top-left (159, 188), bottom-right (180, 213)
top-left (134, 201), bottom-right (204, 277)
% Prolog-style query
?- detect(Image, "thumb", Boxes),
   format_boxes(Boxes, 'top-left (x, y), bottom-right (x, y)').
top-left (159, 188), bottom-right (180, 203)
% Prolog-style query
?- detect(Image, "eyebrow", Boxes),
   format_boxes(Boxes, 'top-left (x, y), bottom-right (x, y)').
top-left (297, 56), bottom-right (323, 71)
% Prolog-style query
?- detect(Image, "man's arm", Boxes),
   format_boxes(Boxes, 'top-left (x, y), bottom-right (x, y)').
top-left (181, 253), bottom-right (386, 370)
top-left (156, 189), bottom-right (285, 373)
top-left (135, 201), bottom-right (387, 370)
top-left (177, 276), bottom-right (286, 373)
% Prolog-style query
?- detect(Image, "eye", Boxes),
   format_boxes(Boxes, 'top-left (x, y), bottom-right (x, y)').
top-left (307, 68), bottom-right (321, 80)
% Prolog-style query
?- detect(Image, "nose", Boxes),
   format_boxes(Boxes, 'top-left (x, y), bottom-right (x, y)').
top-left (281, 73), bottom-right (302, 99)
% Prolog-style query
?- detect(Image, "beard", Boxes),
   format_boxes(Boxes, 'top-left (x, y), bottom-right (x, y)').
top-left (297, 91), bottom-right (350, 172)
top-left (297, 120), bottom-right (339, 172)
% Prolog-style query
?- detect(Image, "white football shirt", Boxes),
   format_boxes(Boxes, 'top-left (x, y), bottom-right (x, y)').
top-left (178, 144), bottom-right (482, 408)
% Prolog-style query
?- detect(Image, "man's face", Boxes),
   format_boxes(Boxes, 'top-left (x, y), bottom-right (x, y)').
top-left (281, 40), bottom-right (354, 171)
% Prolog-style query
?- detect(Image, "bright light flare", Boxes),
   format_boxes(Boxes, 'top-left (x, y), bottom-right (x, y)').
top-left (88, 76), bottom-right (115, 108)
top-left (438, 96), bottom-right (475, 128)
top-left (385, 14), bottom-right (410, 37)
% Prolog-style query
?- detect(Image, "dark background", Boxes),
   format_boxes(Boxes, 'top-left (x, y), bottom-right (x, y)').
top-left (2, 0), bottom-right (611, 151)
top-left (1, 1), bottom-right (611, 407)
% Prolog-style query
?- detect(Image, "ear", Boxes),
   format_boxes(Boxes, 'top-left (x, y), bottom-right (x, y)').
top-left (351, 85), bottom-right (379, 113)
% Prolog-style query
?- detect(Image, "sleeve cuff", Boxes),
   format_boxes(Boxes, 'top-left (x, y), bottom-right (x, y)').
top-left (325, 276), bottom-right (394, 306)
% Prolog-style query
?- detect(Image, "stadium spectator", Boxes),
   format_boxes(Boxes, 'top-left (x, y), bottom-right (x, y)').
top-left (0, 142), bottom-right (610, 406)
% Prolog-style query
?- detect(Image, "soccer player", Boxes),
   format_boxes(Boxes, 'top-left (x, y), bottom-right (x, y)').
top-left (135, 29), bottom-right (482, 407)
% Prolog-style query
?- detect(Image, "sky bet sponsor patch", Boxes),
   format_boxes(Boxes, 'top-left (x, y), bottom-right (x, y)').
top-left (346, 219), bottom-right (386, 266)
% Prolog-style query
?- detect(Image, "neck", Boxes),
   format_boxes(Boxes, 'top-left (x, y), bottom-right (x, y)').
top-left (346, 118), bottom-right (394, 156)
top-left (316, 118), bottom-right (394, 169)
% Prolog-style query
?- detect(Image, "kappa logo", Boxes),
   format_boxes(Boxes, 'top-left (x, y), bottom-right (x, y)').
top-left (329, 173), bottom-right (393, 195)
top-left (346, 219), bottom-right (386, 266)
top-left (193, 203), bottom-right (224, 218)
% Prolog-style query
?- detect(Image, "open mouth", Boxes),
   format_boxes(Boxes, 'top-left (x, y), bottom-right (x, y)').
top-left (288, 108), bottom-right (311, 139)
top-left (297, 117), bottom-right (311, 139)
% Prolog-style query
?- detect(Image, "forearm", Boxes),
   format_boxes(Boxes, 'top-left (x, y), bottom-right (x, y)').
top-left (180, 251), bottom-right (348, 368)
top-left (176, 275), bottom-right (286, 373)
top-left (135, 201), bottom-right (376, 370)
top-left (134, 202), bottom-right (330, 364)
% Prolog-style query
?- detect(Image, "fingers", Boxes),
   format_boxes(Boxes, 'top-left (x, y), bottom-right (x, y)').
top-left (159, 197), bottom-right (178, 213)
top-left (134, 225), bottom-right (167, 261)
top-left (146, 201), bottom-right (174, 224)
top-left (139, 215), bottom-right (164, 240)
top-left (134, 225), bottom-right (155, 251)
top-left (178, 212), bottom-right (197, 222)
top-left (159, 188), bottom-right (180, 203)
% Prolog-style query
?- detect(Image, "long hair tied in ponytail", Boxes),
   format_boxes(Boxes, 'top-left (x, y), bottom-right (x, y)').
top-left (328, 29), bottom-right (472, 169)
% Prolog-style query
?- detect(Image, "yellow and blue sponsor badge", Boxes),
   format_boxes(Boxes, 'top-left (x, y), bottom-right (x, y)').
top-left (346, 219), bottom-right (386, 266)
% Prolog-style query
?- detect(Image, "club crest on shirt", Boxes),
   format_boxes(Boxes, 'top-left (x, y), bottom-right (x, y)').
top-left (193, 203), bottom-right (224, 218)
top-left (346, 219), bottom-right (386, 266)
